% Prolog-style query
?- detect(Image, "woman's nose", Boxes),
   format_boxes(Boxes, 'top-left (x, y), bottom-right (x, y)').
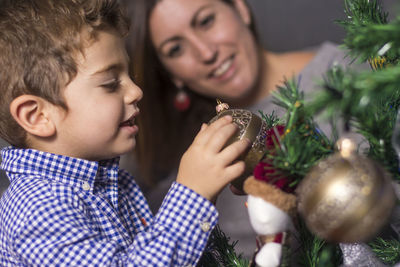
top-left (190, 35), bottom-right (218, 64)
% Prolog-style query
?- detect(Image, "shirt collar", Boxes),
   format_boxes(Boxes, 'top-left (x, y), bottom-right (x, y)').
top-left (0, 147), bottom-right (120, 190)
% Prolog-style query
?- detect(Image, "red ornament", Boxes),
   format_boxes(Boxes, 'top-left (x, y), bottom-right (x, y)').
top-left (174, 91), bottom-right (191, 111)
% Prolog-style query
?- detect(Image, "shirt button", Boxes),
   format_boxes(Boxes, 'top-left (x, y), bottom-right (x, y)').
top-left (200, 222), bottom-right (211, 232)
top-left (82, 182), bottom-right (90, 191)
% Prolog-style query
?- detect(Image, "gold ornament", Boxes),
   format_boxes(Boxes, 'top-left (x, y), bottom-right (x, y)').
top-left (297, 138), bottom-right (397, 243)
top-left (209, 100), bottom-right (268, 191)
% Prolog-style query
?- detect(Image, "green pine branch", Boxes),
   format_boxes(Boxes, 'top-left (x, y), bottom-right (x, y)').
top-left (268, 79), bottom-right (334, 187)
top-left (296, 219), bottom-right (342, 267)
top-left (368, 237), bottom-right (400, 265)
top-left (197, 224), bottom-right (249, 267)
top-left (307, 63), bottom-right (400, 120)
top-left (306, 64), bottom-right (400, 181)
top-left (258, 110), bottom-right (282, 129)
top-left (335, 0), bottom-right (396, 64)
top-left (343, 0), bottom-right (388, 25)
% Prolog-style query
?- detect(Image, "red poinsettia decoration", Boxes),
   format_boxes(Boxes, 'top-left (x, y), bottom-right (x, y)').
top-left (265, 124), bottom-right (285, 150)
top-left (253, 124), bottom-right (294, 193)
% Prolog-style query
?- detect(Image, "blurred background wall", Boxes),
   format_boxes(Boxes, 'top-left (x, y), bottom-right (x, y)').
top-left (0, 0), bottom-right (398, 196)
top-left (248, 0), bottom-right (398, 52)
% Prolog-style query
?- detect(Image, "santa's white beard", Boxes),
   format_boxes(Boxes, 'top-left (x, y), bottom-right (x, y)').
top-left (247, 195), bottom-right (292, 235)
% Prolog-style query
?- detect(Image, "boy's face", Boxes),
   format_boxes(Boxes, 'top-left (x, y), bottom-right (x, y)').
top-left (53, 30), bottom-right (143, 161)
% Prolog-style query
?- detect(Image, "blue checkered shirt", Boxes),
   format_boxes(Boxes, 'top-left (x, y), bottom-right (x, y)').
top-left (0, 147), bottom-right (218, 266)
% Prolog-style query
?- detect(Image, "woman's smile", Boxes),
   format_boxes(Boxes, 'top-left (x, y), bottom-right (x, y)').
top-left (209, 54), bottom-right (236, 81)
top-left (150, 0), bottom-right (259, 99)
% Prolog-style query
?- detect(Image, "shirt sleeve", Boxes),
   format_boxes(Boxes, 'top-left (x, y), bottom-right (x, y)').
top-left (127, 182), bottom-right (219, 266)
top-left (11, 181), bottom-right (218, 267)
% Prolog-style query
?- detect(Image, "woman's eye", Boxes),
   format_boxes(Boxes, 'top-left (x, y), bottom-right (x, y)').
top-left (199, 14), bottom-right (215, 28)
top-left (167, 44), bottom-right (182, 58)
top-left (102, 79), bottom-right (121, 92)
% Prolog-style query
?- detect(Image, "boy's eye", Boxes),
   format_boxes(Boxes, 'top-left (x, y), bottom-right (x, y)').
top-left (101, 79), bottom-right (121, 92)
top-left (198, 14), bottom-right (215, 28)
top-left (167, 44), bottom-right (182, 58)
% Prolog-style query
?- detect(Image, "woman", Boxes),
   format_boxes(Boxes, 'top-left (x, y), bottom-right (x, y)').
top-left (122, 0), bottom-right (364, 258)
top-left (125, 0), bottom-right (317, 182)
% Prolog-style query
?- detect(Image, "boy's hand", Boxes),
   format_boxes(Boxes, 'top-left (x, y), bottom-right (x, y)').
top-left (176, 116), bottom-right (251, 202)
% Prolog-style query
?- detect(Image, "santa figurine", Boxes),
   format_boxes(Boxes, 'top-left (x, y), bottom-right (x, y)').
top-left (243, 152), bottom-right (297, 267)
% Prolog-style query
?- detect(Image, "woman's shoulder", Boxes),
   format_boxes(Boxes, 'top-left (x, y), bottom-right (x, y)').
top-left (281, 49), bottom-right (317, 76)
top-left (299, 41), bottom-right (369, 92)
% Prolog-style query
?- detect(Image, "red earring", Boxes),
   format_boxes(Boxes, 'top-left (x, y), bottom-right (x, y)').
top-left (174, 88), bottom-right (191, 111)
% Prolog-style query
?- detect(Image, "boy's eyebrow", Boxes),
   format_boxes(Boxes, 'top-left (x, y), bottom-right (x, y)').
top-left (91, 63), bottom-right (124, 76)
top-left (91, 57), bottom-right (130, 76)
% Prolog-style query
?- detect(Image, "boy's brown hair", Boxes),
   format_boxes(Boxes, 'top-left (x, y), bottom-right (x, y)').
top-left (0, 0), bottom-right (129, 147)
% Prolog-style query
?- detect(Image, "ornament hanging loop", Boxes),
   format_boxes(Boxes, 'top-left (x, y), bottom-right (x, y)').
top-left (215, 99), bottom-right (229, 114)
top-left (336, 137), bottom-right (357, 158)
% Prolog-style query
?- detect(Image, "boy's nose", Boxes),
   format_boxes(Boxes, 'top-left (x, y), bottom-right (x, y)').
top-left (125, 79), bottom-right (143, 104)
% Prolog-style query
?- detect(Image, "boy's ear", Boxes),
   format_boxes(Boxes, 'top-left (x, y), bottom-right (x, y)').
top-left (9, 95), bottom-right (56, 138)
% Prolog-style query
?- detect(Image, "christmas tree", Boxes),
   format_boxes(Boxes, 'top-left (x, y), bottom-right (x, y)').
top-left (199, 0), bottom-right (400, 266)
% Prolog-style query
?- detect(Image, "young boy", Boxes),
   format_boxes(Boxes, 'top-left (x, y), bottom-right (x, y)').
top-left (0, 0), bottom-right (249, 266)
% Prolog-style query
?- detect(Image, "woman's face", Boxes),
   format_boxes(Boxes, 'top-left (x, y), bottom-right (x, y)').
top-left (149, 0), bottom-right (260, 101)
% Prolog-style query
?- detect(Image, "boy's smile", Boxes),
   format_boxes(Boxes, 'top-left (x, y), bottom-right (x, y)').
top-left (119, 111), bottom-right (140, 134)
top-left (50, 29), bottom-right (143, 161)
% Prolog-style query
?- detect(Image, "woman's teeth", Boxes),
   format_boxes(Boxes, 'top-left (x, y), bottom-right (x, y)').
top-left (213, 58), bottom-right (233, 77)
